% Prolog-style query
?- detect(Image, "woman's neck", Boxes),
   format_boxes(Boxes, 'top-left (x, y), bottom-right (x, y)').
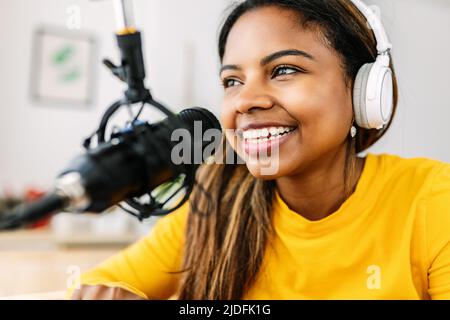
top-left (275, 147), bottom-right (366, 222)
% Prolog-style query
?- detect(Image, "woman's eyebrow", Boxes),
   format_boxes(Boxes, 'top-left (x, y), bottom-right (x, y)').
top-left (220, 49), bottom-right (315, 75)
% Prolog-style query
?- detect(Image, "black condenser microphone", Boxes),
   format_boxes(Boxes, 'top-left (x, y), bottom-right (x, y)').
top-left (0, 107), bottom-right (221, 230)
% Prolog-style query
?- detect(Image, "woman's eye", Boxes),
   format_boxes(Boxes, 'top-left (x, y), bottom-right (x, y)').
top-left (272, 65), bottom-right (302, 78)
top-left (222, 78), bottom-right (241, 89)
top-left (221, 66), bottom-right (304, 88)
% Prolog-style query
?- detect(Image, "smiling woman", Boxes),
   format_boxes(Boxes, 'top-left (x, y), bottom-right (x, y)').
top-left (72, 0), bottom-right (450, 300)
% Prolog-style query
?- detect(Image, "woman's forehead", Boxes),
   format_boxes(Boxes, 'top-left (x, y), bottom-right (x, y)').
top-left (222, 6), bottom-right (331, 65)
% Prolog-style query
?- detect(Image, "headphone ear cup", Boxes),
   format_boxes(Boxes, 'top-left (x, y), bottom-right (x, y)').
top-left (353, 63), bottom-right (373, 129)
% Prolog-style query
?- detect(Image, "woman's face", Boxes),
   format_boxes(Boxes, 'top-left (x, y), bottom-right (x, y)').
top-left (220, 6), bottom-right (354, 179)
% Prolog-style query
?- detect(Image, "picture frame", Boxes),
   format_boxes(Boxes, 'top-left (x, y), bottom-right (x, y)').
top-left (30, 26), bottom-right (97, 107)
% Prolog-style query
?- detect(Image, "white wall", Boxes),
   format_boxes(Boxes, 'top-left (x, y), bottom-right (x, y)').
top-left (0, 0), bottom-right (449, 192)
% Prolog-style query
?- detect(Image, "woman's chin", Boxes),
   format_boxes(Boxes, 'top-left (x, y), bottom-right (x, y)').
top-left (245, 159), bottom-right (285, 180)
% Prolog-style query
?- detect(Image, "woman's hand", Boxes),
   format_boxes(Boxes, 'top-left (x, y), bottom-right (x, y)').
top-left (71, 285), bottom-right (146, 300)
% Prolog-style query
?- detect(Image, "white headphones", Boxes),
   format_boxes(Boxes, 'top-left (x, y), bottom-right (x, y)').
top-left (350, 0), bottom-right (394, 130)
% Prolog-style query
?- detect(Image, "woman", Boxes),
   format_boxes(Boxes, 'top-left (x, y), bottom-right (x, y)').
top-left (71, 0), bottom-right (450, 300)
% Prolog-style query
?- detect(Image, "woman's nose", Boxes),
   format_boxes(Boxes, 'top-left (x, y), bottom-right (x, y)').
top-left (234, 85), bottom-right (274, 114)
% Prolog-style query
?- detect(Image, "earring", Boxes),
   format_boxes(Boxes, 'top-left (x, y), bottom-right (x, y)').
top-left (350, 125), bottom-right (357, 138)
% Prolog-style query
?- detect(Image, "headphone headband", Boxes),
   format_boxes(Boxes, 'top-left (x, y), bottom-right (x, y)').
top-left (350, 0), bottom-right (392, 54)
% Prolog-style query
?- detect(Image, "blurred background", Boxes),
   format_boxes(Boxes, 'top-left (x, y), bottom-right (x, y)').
top-left (0, 0), bottom-right (449, 298)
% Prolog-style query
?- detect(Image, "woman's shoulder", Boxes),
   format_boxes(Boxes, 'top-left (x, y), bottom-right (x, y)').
top-left (370, 152), bottom-right (448, 173)
top-left (152, 201), bottom-right (190, 235)
top-left (369, 153), bottom-right (450, 266)
top-left (367, 152), bottom-right (450, 195)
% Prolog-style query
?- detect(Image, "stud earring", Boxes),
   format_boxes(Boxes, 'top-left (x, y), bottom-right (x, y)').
top-left (350, 126), bottom-right (357, 138)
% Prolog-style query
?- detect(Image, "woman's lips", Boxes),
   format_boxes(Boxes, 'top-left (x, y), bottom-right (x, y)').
top-left (242, 127), bottom-right (298, 156)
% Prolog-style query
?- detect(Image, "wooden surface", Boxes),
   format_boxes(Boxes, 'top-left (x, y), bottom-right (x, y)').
top-left (0, 228), bottom-right (140, 250)
top-left (0, 229), bottom-right (138, 298)
top-left (0, 291), bottom-right (67, 300)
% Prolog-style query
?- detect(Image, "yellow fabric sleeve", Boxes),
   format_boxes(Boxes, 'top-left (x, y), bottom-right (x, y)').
top-left (67, 202), bottom-right (189, 300)
top-left (426, 164), bottom-right (450, 300)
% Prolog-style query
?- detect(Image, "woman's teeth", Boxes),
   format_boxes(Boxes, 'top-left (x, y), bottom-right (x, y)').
top-left (242, 126), bottom-right (296, 142)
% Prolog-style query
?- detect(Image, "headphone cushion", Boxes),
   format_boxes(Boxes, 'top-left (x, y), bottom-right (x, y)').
top-left (353, 63), bottom-right (373, 129)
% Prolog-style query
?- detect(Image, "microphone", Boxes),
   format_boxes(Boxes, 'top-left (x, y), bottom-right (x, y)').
top-left (0, 107), bottom-right (221, 230)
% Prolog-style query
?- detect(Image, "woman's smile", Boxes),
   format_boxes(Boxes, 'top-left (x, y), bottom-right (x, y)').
top-left (240, 125), bottom-right (299, 156)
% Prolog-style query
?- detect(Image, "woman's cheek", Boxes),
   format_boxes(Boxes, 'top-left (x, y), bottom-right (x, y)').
top-left (220, 108), bottom-right (241, 155)
top-left (220, 98), bottom-right (236, 129)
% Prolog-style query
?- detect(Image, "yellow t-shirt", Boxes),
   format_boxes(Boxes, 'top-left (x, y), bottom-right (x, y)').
top-left (71, 153), bottom-right (450, 300)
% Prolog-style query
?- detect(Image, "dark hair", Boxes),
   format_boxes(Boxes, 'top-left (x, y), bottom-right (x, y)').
top-left (178, 0), bottom-right (398, 300)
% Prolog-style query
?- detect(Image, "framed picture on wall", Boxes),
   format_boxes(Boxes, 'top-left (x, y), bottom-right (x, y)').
top-left (30, 26), bottom-right (97, 107)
